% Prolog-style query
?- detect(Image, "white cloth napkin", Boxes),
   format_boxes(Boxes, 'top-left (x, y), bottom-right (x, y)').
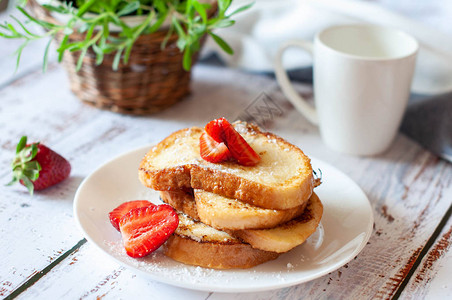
top-left (202, 0), bottom-right (452, 95)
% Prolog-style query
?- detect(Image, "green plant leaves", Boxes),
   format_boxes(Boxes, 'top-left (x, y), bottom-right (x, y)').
top-left (118, 1), bottom-right (140, 16)
top-left (193, 1), bottom-right (207, 24)
top-left (217, 0), bottom-right (232, 17)
top-left (76, 0), bottom-right (97, 17)
top-left (228, 1), bottom-right (254, 17)
top-left (43, 39), bottom-right (52, 72)
top-left (1, 0), bottom-right (252, 72)
top-left (112, 47), bottom-right (124, 70)
top-left (183, 46), bottom-right (192, 71)
top-left (209, 32), bottom-right (233, 54)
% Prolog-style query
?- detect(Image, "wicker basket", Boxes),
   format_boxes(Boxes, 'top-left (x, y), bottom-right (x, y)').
top-left (29, 0), bottom-right (216, 115)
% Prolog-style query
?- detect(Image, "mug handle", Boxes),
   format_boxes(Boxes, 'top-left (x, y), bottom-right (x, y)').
top-left (274, 40), bottom-right (319, 125)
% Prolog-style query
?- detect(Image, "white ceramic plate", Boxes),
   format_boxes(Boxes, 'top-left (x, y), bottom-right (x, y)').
top-left (74, 146), bottom-right (373, 293)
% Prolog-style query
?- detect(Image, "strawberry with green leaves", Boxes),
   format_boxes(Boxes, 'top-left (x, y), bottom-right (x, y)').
top-left (8, 136), bottom-right (71, 195)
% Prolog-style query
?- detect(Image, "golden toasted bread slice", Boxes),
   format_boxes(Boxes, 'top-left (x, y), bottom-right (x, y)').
top-left (163, 213), bottom-right (279, 269)
top-left (161, 191), bottom-right (323, 253)
top-left (160, 190), bottom-right (199, 221)
top-left (194, 189), bottom-right (307, 230)
top-left (230, 193), bottom-right (323, 253)
top-left (160, 190), bottom-right (306, 230)
top-left (139, 122), bottom-right (314, 210)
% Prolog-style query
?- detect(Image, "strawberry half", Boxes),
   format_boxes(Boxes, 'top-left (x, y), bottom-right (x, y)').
top-left (119, 205), bottom-right (179, 258)
top-left (204, 118), bottom-right (225, 143)
top-left (204, 118), bottom-right (261, 166)
top-left (199, 132), bottom-right (231, 163)
top-left (222, 121), bottom-right (261, 166)
top-left (109, 200), bottom-right (154, 231)
top-left (8, 136), bottom-right (71, 195)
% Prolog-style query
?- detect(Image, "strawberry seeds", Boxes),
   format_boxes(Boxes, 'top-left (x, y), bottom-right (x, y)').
top-left (109, 201), bottom-right (179, 258)
top-left (200, 118), bottom-right (261, 166)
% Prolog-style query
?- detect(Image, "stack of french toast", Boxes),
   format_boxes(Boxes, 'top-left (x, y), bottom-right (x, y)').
top-left (138, 119), bottom-right (323, 269)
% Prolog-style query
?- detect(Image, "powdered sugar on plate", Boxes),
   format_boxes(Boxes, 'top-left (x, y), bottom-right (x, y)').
top-left (100, 225), bottom-right (323, 289)
top-left (102, 239), bottom-right (273, 285)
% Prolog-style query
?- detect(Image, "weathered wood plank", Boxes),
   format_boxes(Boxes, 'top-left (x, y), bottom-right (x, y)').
top-left (400, 212), bottom-right (452, 299)
top-left (0, 66), bottom-right (87, 297)
top-left (14, 242), bottom-right (210, 300)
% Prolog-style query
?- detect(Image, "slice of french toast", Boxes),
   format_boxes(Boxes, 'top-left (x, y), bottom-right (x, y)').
top-left (160, 190), bottom-right (200, 221)
top-left (230, 193), bottom-right (323, 253)
top-left (160, 191), bottom-right (323, 253)
top-left (160, 189), bottom-right (307, 230)
top-left (195, 189), bottom-right (307, 230)
top-left (139, 122), bottom-right (314, 210)
top-left (163, 213), bottom-right (280, 269)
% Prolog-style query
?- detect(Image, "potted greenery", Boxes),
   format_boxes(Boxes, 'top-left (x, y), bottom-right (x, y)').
top-left (0, 0), bottom-right (251, 114)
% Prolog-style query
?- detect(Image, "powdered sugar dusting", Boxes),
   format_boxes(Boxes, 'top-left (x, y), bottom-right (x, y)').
top-left (101, 237), bottom-right (311, 288)
top-left (185, 127), bottom-right (193, 136)
top-left (233, 122), bottom-right (250, 134)
top-left (103, 239), bottom-right (229, 285)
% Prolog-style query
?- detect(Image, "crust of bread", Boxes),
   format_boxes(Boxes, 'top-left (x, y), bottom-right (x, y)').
top-left (161, 190), bottom-right (323, 253)
top-left (163, 213), bottom-right (280, 269)
top-left (189, 164), bottom-right (313, 210)
top-left (197, 189), bottom-right (308, 229)
top-left (163, 235), bottom-right (279, 269)
top-left (139, 122), bottom-right (314, 210)
top-left (161, 190), bottom-right (307, 230)
top-left (138, 128), bottom-right (194, 191)
top-left (160, 190), bottom-right (200, 221)
top-left (230, 193), bottom-right (323, 253)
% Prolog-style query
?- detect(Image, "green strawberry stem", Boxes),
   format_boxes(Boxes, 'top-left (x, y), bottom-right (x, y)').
top-left (7, 136), bottom-right (42, 195)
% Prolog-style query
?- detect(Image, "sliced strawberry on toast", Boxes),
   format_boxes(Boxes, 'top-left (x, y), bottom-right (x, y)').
top-left (109, 200), bottom-right (154, 231)
top-left (222, 121), bottom-right (261, 166)
top-left (205, 118), bottom-right (261, 166)
top-left (199, 132), bottom-right (231, 163)
top-left (119, 205), bottom-right (179, 258)
top-left (204, 118), bottom-right (225, 143)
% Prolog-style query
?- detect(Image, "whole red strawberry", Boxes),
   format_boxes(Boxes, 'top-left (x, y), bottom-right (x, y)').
top-left (8, 136), bottom-right (71, 195)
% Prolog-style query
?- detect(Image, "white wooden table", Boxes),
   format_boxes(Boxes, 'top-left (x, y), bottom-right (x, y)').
top-left (1, 21), bottom-right (451, 300)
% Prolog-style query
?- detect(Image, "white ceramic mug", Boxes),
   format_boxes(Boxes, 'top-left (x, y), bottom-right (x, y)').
top-left (275, 24), bottom-right (418, 155)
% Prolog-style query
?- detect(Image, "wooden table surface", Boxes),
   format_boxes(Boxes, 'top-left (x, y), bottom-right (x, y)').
top-left (1, 16), bottom-right (451, 300)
